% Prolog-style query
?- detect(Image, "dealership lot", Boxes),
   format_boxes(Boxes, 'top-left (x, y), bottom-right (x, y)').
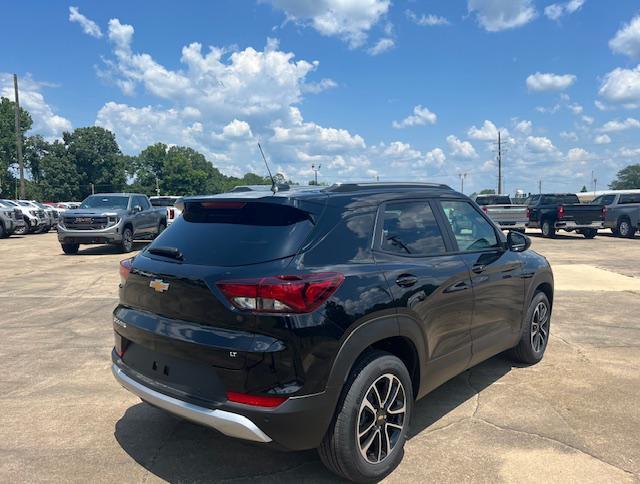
top-left (0, 231), bottom-right (638, 483)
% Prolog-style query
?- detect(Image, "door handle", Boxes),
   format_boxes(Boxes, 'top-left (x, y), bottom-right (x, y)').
top-left (396, 274), bottom-right (418, 288)
top-left (471, 264), bottom-right (486, 274)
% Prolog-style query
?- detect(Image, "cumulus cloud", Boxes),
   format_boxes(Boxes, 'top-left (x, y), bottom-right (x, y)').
top-left (526, 72), bottom-right (576, 91)
top-left (544, 0), bottom-right (585, 21)
top-left (68, 6), bottom-right (103, 38)
top-left (392, 105), bottom-right (437, 129)
top-left (594, 134), bottom-right (611, 144)
top-left (599, 117), bottom-right (640, 132)
top-left (301, 78), bottom-right (337, 93)
top-left (367, 38), bottom-right (395, 56)
top-left (467, 0), bottom-right (536, 32)
top-left (262, 0), bottom-right (390, 48)
top-left (0, 73), bottom-right (72, 139)
top-left (566, 147), bottom-right (591, 162)
top-left (514, 119), bottom-right (532, 134)
top-left (526, 136), bottom-right (556, 153)
top-left (467, 119), bottom-right (504, 141)
top-left (609, 15), bottom-right (640, 59)
top-left (447, 135), bottom-right (478, 159)
top-left (405, 10), bottom-right (450, 26)
top-left (598, 64), bottom-right (640, 108)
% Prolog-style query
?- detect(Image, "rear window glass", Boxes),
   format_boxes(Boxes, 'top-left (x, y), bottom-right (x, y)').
top-left (541, 194), bottom-right (580, 205)
top-left (475, 196), bottom-right (511, 205)
top-left (620, 194), bottom-right (640, 204)
top-left (147, 201), bottom-right (315, 266)
top-left (150, 197), bottom-right (178, 207)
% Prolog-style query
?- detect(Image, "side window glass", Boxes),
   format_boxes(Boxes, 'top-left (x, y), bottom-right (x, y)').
top-left (141, 197), bottom-right (151, 210)
top-left (441, 201), bottom-right (499, 252)
top-left (381, 201), bottom-right (447, 256)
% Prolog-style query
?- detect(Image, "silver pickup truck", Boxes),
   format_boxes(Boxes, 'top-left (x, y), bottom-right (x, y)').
top-left (0, 202), bottom-right (26, 237)
top-left (592, 191), bottom-right (640, 238)
top-left (473, 194), bottom-right (529, 233)
top-left (58, 193), bottom-right (167, 254)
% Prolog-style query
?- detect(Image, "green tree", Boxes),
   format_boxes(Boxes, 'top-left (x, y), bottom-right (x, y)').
top-left (63, 127), bottom-right (126, 197)
top-left (609, 164), bottom-right (640, 190)
top-left (0, 97), bottom-right (32, 196)
top-left (580, 185), bottom-right (588, 192)
top-left (479, 188), bottom-right (496, 195)
top-left (38, 141), bottom-right (80, 201)
top-left (24, 134), bottom-right (50, 183)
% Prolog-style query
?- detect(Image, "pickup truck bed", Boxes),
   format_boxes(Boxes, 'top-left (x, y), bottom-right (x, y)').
top-left (526, 193), bottom-right (604, 238)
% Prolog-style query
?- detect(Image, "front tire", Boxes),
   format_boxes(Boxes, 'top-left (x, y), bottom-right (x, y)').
top-left (509, 292), bottom-right (551, 365)
top-left (617, 218), bottom-right (635, 238)
top-left (541, 219), bottom-right (555, 238)
top-left (120, 227), bottom-right (134, 253)
top-left (14, 219), bottom-right (29, 235)
top-left (318, 352), bottom-right (413, 483)
top-left (61, 243), bottom-right (79, 255)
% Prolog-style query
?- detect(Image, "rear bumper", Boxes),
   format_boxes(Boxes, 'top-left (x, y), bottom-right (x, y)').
top-left (555, 221), bottom-right (603, 230)
top-left (496, 221), bottom-right (528, 229)
top-left (112, 364), bottom-right (272, 443)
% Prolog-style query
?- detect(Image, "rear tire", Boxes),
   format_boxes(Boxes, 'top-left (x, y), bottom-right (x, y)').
top-left (155, 221), bottom-right (166, 239)
top-left (509, 292), bottom-right (551, 365)
top-left (0, 223), bottom-right (6, 238)
top-left (318, 351), bottom-right (413, 483)
top-left (582, 228), bottom-right (597, 239)
top-left (61, 243), bottom-right (79, 255)
top-left (120, 227), bottom-right (134, 253)
top-left (617, 218), bottom-right (635, 238)
top-left (541, 219), bottom-right (555, 238)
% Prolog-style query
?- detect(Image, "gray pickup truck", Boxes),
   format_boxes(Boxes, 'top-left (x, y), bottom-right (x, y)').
top-left (592, 191), bottom-right (640, 238)
top-left (0, 201), bottom-right (26, 237)
top-left (58, 193), bottom-right (167, 254)
top-left (473, 194), bottom-right (529, 233)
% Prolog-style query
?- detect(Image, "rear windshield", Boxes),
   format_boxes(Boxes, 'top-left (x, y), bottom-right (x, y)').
top-left (80, 195), bottom-right (129, 210)
top-left (541, 194), bottom-right (580, 205)
top-left (475, 196), bottom-right (511, 205)
top-left (150, 197), bottom-right (178, 207)
top-left (146, 201), bottom-right (315, 266)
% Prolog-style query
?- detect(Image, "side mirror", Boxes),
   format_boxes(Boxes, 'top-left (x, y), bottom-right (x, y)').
top-left (507, 230), bottom-right (531, 252)
top-left (133, 205), bottom-right (142, 213)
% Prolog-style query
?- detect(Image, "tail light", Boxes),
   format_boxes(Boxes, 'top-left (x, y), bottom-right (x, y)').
top-left (168, 208), bottom-right (175, 220)
top-left (226, 391), bottom-right (288, 408)
top-left (601, 206), bottom-right (607, 220)
top-left (526, 207), bottom-right (531, 219)
top-left (481, 206), bottom-right (488, 214)
top-left (119, 258), bottom-right (133, 285)
top-left (217, 272), bottom-right (344, 314)
top-left (557, 205), bottom-right (565, 220)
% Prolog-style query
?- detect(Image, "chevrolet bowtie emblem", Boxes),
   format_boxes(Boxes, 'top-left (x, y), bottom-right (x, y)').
top-left (149, 279), bottom-right (170, 293)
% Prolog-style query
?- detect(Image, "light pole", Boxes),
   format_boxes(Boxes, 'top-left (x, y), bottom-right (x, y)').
top-left (458, 172), bottom-right (467, 193)
top-left (311, 163), bottom-right (321, 185)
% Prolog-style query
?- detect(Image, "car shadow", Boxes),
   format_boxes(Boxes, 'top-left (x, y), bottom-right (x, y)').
top-left (114, 355), bottom-right (515, 482)
top-left (62, 241), bottom-right (149, 256)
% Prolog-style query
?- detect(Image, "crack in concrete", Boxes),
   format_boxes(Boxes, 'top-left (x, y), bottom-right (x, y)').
top-left (466, 370), bottom-right (481, 418)
top-left (141, 419), bottom-right (183, 483)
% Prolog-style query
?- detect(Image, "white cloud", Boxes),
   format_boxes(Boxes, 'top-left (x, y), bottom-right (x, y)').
top-left (221, 119), bottom-right (253, 139)
top-left (526, 135), bottom-right (556, 153)
top-left (301, 78), bottom-right (337, 93)
top-left (568, 103), bottom-right (583, 114)
top-left (582, 115), bottom-right (594, 125)
top-left (405, 10), bottom-right (450, 26)
top-left (594, 134), bottom-right (611, 144)
top-left (467, 0), bottom-right (536, 32)
top-left (367, 38), bottom-right (395, 56)
top-left (467, 119), bottom-right (504, 141)
top-left (392, 105), bottom-right (437, 129)
top-left (560, 131), bottom-right (578, 141)
top-left (618, 147), bottom-right (640, 158)
top-left (598, 64), bottom-right (640, 109)
top-left (515, 119), bottom-right (532, 134)
top-left (526, 72), bottom-right (576, 91)
top-left (0, 73), bottom-right (72, 139)
top-left (263, 0), bottom-right (390, 48)
top-left (447, 135), bottom-right (478, 159)
top-left (599, 117), bottom-right (640, 133)
top-left (68, 6), bottom-right (103, 38)
top-left (544, 0), bottom-right (585, 21)
top-left (609, 15), bottom-right (640, 59)
top-left (566, 147), bottom-right (591, 162)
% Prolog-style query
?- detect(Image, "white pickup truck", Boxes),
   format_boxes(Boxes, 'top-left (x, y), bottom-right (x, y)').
top-left (473, 194), bottom-right (529, 233)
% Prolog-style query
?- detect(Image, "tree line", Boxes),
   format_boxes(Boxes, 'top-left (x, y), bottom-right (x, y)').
top-left (0, 96), bottom-right (275, 201)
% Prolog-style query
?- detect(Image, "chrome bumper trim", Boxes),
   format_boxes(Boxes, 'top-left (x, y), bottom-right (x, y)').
top-left (112, 364), bottom-right (272, 443)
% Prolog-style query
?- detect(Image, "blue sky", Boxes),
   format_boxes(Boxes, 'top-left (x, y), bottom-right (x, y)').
top-left (2, 0), bottom-right (640, 194)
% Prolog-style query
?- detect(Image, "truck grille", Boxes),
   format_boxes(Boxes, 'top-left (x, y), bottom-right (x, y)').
top-left (63, 216), bottom-right (109, 230)
top-left (13, 209), bottom-right (22, 220)
top-left (37, 210), bottom-right (45, 218)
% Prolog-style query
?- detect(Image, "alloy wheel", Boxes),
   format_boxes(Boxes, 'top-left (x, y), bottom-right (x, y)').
top-left (530, 301), bottom-right (549, 353)
top-left (357, 373), bottom-right (406, 464)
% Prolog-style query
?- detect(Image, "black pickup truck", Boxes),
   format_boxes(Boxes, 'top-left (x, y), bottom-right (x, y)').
top-left (525, 193), bottom-right (604, 238)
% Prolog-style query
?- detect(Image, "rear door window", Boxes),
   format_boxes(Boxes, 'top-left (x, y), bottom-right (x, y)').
top-left (147, 200), bottom-right (316, 266)
top-left (380, 201), bottom-right (447, 256)
top-left (592, 195), bottom-right (616, 205)
top-left (620, 194), bottom-right (640, 204)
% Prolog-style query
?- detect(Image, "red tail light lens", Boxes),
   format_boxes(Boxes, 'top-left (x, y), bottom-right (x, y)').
top-left (557, 205), bottom-right (565, 220)
top-left (217, 273), bottom-right (344, 313)
top-left (119, 258), bottom-right (133, 284)
top-left (168, 208), bottom-right (175, 219)
top-left (226, 391), bottom-right (288, 408)
top-left (526, 207), bottom-right (531, 219)
top-left (481, 206), bottom-right (488, 213)
top-left (601, 206), bottom-right (607, 220)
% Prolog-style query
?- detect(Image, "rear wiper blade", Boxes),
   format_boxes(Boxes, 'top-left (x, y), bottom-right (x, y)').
top-left (147, 246), bottom-right (184, 261)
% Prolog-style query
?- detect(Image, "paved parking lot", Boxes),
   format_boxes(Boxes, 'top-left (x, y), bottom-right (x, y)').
top-left (1, 231), bottom-right (639, 483)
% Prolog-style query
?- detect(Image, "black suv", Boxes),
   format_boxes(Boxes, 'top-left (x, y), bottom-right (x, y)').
top-left (112, 183), bottom-right (553, 482)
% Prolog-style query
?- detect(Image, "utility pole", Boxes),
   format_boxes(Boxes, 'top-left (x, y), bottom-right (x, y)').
top-left (155, 176), bottom-right (160, 196)
top-left (496, 131), bottom-right (503, 195)
top-left (538, 179), bottom-right (542, 194)
top-left (458, 172), bottom-right (467, 193)
top-left (91, 183), bottom-right (95, 195)
top-left (311, 163), bottom-right (321, 185)
top-left (13, 74), bottom-right (25, 199)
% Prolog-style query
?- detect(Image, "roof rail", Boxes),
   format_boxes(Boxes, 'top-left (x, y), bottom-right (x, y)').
top-left (325, 182), bottom-right (452, 193)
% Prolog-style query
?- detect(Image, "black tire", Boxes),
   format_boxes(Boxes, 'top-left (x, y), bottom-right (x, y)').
top-left (617, 218), bottom-right (635, 238)
top-left (318, 351), bottom-right (413, 483)
top-left (14, 220), bottom-right (29, 235)
top-left (541, 219), bottom-right (555, 238)
top-left (0, 222), bottom-right (6, 238)
top-left (582, 228), bottom-right (597, 239)
top-left (120, 226), bottom-right (134, 253)
top-left (61, 243), bottom-right (79, 255)
top-left (509, 292), bottom-right (551, 365)
top-left (611, 227), bottom-right (619, 236)
top-left (155, 221), bottom-right (166, 239)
